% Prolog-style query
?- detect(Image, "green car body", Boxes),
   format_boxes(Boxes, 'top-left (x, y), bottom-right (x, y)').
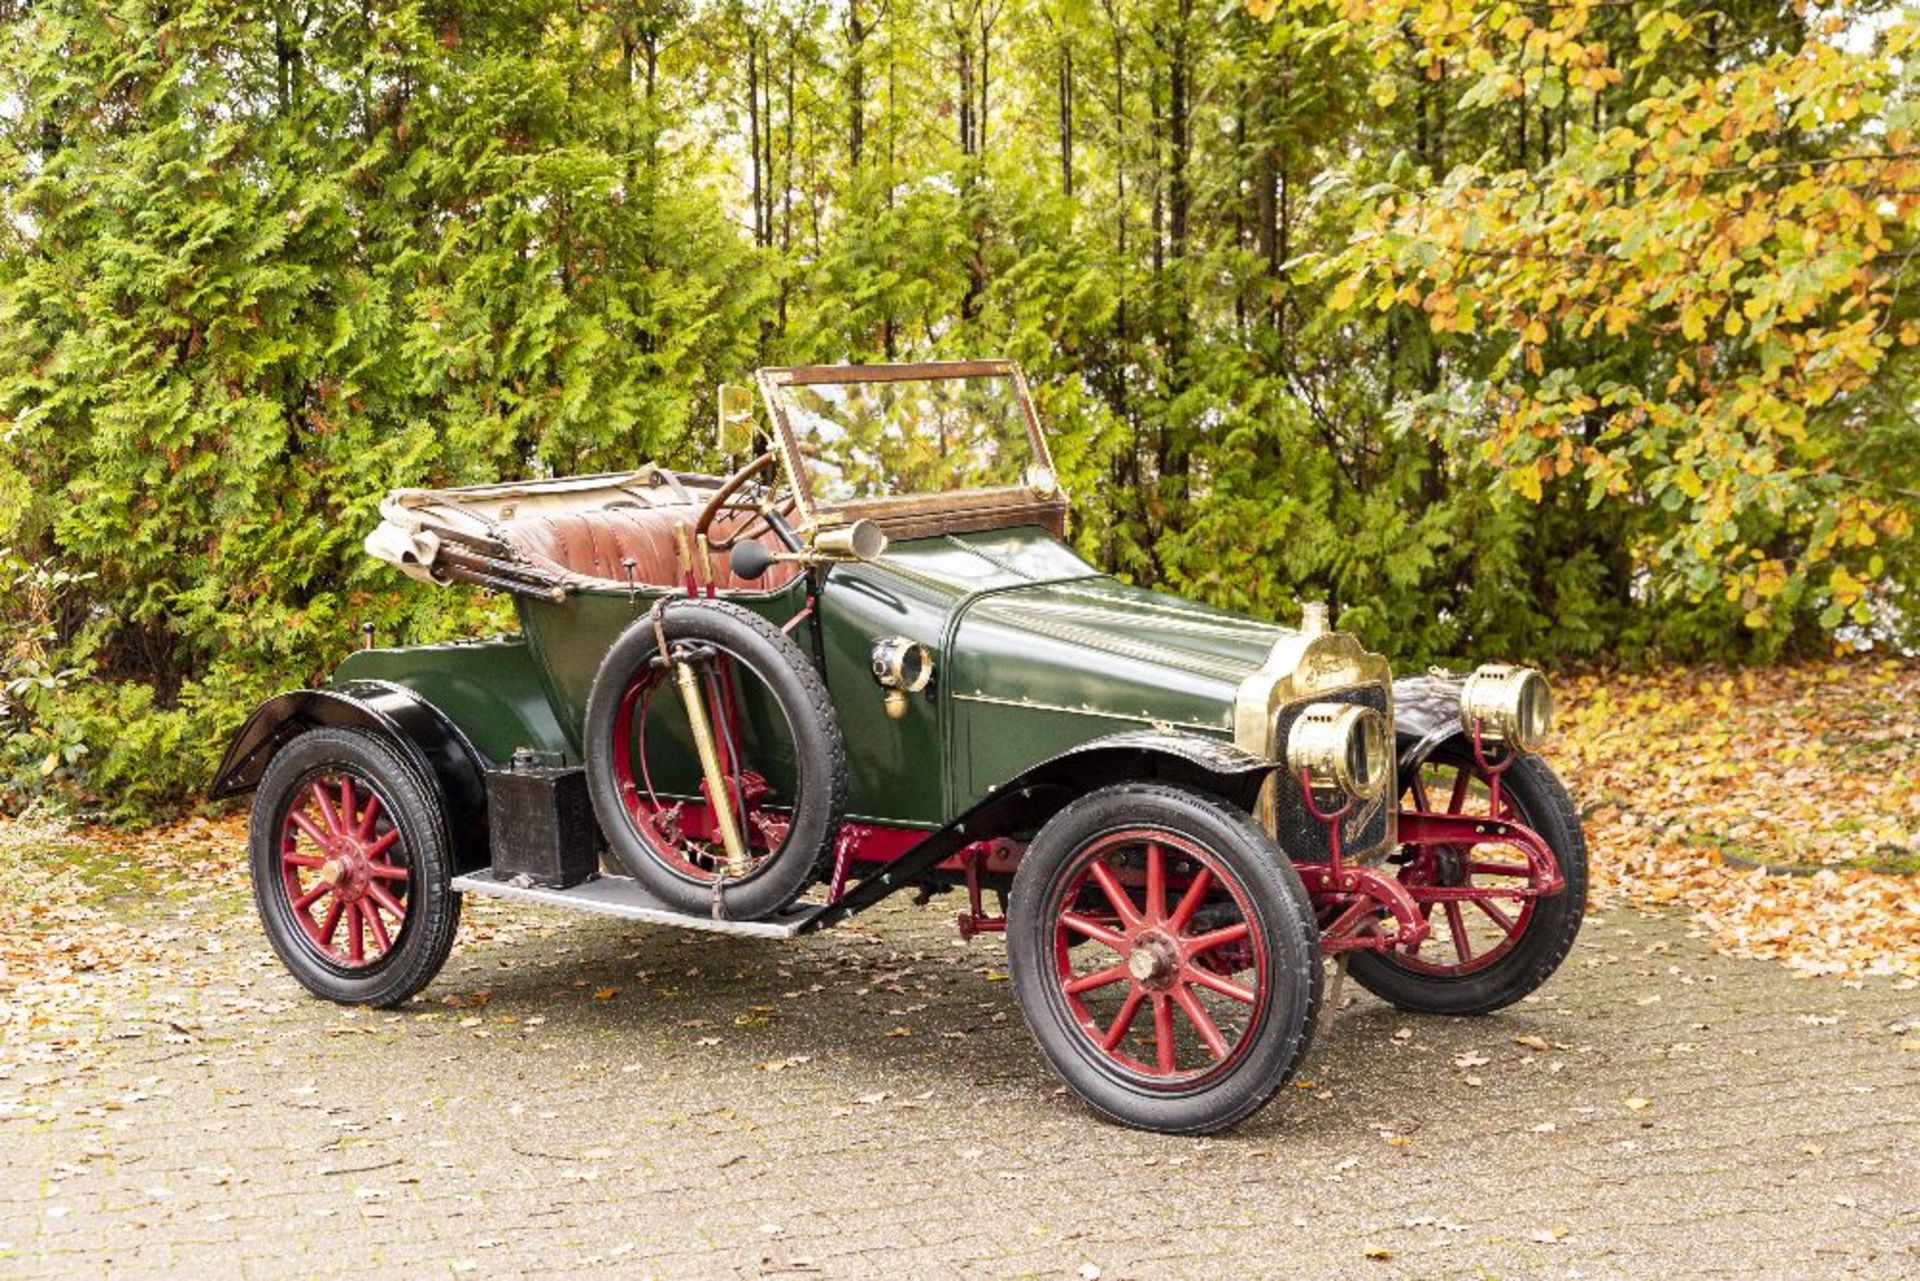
top-left (331, 525), bottom-right (1289, 833)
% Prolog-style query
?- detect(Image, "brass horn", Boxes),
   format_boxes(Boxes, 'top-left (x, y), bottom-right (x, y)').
top-left (811, 519), bottom-right (887, 562)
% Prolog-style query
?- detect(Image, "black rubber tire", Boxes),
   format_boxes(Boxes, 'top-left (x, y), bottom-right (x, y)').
top-left (1006, 783), bottom-right (1322, 1135)
top-left (248, 727), bottom-right (461, 1008)
top-left (1349, 745), bottom-right (1589, 1015)
top-left (583, 598), bottom-right (847, 920)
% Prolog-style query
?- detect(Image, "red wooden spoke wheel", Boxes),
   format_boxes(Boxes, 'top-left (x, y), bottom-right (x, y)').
top-left (247, 726), bottom-right (460, 1009)
top-left (1051, 828), bottom-right (1268, 1085)
top-left (277, 770), bottom-right (413, 970)
top-left (1391, 756), bottom-right (1535, 976)
top-left (1348, 745), bottom-right (1590, 1016)
top-left (1008, 784), bottom-right (1320, 1134)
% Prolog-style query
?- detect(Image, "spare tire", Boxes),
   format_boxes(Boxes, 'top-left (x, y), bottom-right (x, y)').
top-left (583, 598), bottom-right (847, 920)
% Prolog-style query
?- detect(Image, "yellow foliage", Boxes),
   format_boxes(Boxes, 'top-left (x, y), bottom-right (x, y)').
top-left (1273, 0), bottom-right (1916, 634)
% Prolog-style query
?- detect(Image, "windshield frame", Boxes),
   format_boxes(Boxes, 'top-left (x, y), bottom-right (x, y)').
top-left (753, 360), bottom-right (1061, 535)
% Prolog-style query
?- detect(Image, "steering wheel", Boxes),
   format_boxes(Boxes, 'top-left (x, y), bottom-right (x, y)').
top-left (693, 450), bottom-right (797, 553)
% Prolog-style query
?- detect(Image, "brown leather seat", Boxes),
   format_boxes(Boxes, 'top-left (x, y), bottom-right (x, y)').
top-left (502, 505), bottom-right (800, 593)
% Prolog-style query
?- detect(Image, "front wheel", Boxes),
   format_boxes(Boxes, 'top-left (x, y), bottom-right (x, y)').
top-left (1006, 783), bottom-right (1322, 1135)
top-left (248, 726), bottom-right (461, 1008)
top-left (1348, 744), bottom-right (1588, 1015)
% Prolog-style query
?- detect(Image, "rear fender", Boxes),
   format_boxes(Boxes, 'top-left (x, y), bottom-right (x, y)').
top-left (209, 681), bottom-right (491, 873)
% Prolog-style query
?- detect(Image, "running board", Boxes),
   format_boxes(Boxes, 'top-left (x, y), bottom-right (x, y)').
top-left (451, 869), bottom-right (825, 939)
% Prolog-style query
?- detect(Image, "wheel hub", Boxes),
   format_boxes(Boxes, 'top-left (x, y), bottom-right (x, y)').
top-left (1126, 931), bottom-right (1181, 991)
top-left (317, 838), bottom-right (370, 899)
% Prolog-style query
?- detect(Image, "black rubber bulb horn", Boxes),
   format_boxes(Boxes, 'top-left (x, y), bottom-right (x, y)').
top-left (729, 539), bottom-right (775, 582)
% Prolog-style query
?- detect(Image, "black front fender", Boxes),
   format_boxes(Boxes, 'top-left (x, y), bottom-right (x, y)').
top-left (1392, 672), bottom-right (1468, 786)
top-left (804, 730), bottom-right (1276, 932)
top-left (209, 681), bottom-right (491, 872)
top-left (994, 729), bottom-right (1277, 815)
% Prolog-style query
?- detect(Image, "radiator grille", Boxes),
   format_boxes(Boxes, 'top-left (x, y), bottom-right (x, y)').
top-left (1271, 683), bottom-right (1394, 863)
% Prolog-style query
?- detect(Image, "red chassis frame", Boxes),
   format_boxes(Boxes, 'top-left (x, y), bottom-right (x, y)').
top-left (658, 733), bottom-right (1566, 960)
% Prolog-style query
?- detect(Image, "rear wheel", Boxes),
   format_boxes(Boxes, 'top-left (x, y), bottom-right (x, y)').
top-left (1006, 783), bottom-right (1321, 1134)
top-left (1348, 744), bottom-right (1588, 1014)
top-left (248, 727), bottom-right (460, 1008)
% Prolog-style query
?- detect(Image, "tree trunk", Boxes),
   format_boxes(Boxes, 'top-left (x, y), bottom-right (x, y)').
top-left (1058, 38), bottom-right (1073, 196)
top-left (747, 28), bottom-right (765, 247)
top-left (847, 0), bottom-right (867, 168)
top-left (1167, 1), bottom-right (1189, 261)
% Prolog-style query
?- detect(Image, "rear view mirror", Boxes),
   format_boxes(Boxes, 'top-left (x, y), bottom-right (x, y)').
top-left (717, 384), bottom-right (757, 455)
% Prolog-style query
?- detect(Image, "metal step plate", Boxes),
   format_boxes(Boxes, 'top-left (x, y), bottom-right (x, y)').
top-left (451, 869), bottom-right (824, 939)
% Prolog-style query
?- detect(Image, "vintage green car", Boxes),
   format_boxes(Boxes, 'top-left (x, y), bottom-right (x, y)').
top-left (211, 360), bottom-right (1586, 1134)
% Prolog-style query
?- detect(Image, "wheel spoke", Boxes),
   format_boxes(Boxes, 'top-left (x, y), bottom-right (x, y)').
top-left (356, 792), bottom-right (381, 840)
top-left (1172, 984), bottom-right (1230, 1060)
top-left (317, 898), bottom-right (344, 947)
top-left (347, 902), bottom-right (366, 964)
top-left (363, 828), bottom-right (400, 860)
top-left (1447, 766), bottom-right (1472, 815)
top-left (1102, 988), bottom-right (1145, 1051)
top-left (281, 853), bottom-right (326, 870)
top-left (339, 776), bottom-right (356, 837)
top-left (365, 882), bottom-right (407, 920)
top-left (1185, 964), bottom-right (1255, 1004)
top-left (364, 901), bottom-right (392, 953)
top-left (1185, 921), bottom-right (1249, 955)
top-left (1059, 912), bottom-right (1128, 953)
top-left (1087, 860), bottom-right (1143, 930)
top-left (311, 780), bottom-right (343, 834)
top-left (1166, 867), bottom-right (1213, 932)
top-left (1472, 896), bottom-right (1517, 935)
top-left (292, 880), bottom-right (331, 912)
top-left (288, 810), bottom-right (330, 849)
top-left (1065, 963), bottom-right (1130, 996)
top-left (1444, 901), bottom-right (1473, 963)
top-left (365, 862), bottom-right (410, 882)
top-left (1410, 772), bottom-right (1433, 811)
top-left (1152, 995), bottom-right (1177, 1073)
top-left (1143, 842), bottom-right (1166, 923)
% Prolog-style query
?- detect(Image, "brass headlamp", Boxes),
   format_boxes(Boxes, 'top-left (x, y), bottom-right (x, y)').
top-left (1459, 663), bottom-right (1554, 752)
top-left (1286, 703), bottom-right (1389, 799)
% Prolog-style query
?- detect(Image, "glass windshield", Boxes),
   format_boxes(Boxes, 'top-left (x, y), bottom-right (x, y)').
top-left (771, 374), bottom-right (1035, 504)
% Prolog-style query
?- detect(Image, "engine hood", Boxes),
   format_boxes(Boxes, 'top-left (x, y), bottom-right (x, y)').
top-left (946, 576), bottom-right (1285, 736)
top-left (825, 526), bottom-right (1392, 830)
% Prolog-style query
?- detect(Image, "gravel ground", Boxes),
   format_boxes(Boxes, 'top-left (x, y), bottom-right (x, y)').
top-left (1, 870), bottom-right (1916, 1279)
